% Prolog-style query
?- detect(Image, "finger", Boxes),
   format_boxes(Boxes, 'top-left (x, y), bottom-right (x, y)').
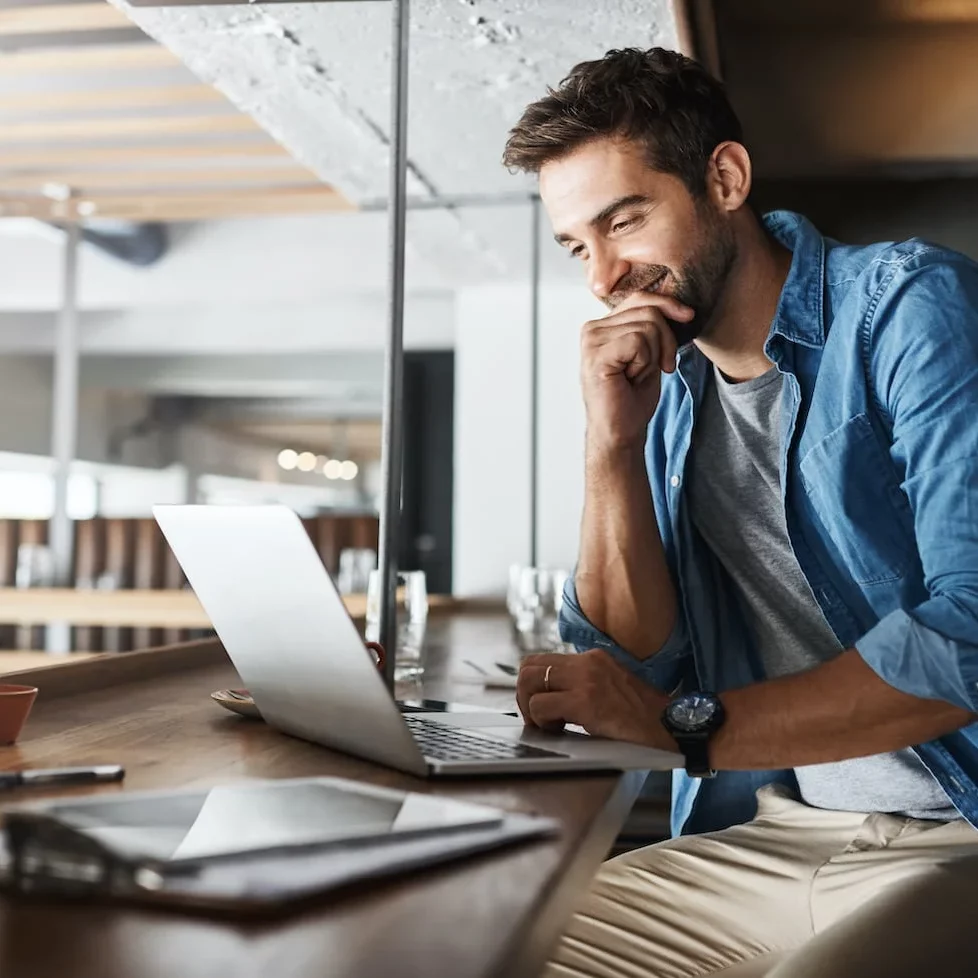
top-left (518, 663), bottom-right (569, 694)
top-left (599, 294), bottom-right (694, 325)
top-left (655, 319), bottom-right (678, 374)
top-left (586, 320), bottom-right (677, 380)
top-left (518, 656), bottom-right (580, 724)
top-left (597, 332), bottom-right (655, 381)
top-left (528, 691), bottom-right (579, 729)
top-left (516, 668), bottom-right (551, 725)
top-left (631, 361), bottom-right (659, 388)
top-left (516, 671), bottom-right (535, 726)
top-left (517, 661), bottom-right (559, 724)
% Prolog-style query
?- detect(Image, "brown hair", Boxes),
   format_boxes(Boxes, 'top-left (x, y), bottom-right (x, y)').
top-left (502, 47), bottom-right (743, 196)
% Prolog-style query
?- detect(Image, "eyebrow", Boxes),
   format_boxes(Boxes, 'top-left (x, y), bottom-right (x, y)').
top-left (553, 194), bottom-right (652, 245)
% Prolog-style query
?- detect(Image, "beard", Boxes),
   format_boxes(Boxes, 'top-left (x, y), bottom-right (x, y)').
top-left (603, 209), bottom-right (737, 347)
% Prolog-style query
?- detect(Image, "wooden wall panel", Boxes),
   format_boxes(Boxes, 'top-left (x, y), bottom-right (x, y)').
top-left (131, 519), bottom-right (165, 650)
top-left (101, 519), bottom-right (134, 652)
top-left (72, 519), bottom-right (106, 653)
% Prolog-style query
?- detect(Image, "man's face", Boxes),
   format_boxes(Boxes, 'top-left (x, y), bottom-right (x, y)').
top-left (540, 136), bottom-right (736, 342)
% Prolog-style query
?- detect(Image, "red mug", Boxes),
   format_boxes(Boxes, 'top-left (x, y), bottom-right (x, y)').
top-left (0, 684), bottom-right (38, 745)
top-left (366, 642), bottom-right (386, 672)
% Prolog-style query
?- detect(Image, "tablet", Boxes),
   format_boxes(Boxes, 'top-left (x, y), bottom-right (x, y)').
top-left (6, 777), bottom-right (504, 868)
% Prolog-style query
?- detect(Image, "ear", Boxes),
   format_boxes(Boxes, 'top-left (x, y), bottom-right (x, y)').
top-left (706, 141), bottom-right (752, 213)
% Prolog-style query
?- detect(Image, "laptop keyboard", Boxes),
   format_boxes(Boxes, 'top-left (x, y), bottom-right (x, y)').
top-left (402, 715), bottom-right (567, 762)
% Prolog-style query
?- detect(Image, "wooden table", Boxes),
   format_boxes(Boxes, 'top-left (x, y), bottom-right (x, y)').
top-left (0, 613), bottom-right (663, 978)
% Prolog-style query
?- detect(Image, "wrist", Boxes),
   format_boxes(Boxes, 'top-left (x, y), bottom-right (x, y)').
top-left (585, 433), bottom-right (647, 467)
top-left (641, 686), bottom-right (676, 751)
top-left (662, 691), bottom-right (727, 777)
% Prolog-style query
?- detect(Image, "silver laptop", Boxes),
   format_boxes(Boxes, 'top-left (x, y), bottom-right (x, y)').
top-left (154, 505), bottom-right (681, 778)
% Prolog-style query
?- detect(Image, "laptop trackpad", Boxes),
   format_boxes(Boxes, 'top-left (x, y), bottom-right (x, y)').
top-left (479, 723), bottom-right (683, 769)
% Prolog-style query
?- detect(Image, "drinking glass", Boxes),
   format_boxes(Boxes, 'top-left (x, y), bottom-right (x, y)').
top-left (337, 548), bottom-right (377, 595)
top-left (15, 544), bottom-right (54, 590)
top-left (510, 566), bottom-right (570, 653)
top-left (365, 570), bottom-right (428, 681)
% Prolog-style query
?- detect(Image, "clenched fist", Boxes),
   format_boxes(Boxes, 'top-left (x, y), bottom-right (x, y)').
top-left (581, 293), bottom-right (694, 451)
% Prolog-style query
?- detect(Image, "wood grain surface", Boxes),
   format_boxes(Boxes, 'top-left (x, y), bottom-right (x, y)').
top-left (0, 614), bottom-right (647, 978)
top-left (0, 589), bottom-right (460, 631)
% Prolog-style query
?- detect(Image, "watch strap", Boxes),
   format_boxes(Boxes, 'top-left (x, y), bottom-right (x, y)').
top-left (676, 734), bottom-right (715, 778)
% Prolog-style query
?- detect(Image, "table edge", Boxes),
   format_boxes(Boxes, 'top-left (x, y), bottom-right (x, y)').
top-left (0, 638), bottom-right (229, 698)
top-left (492, 768), bottom-right (649, 978)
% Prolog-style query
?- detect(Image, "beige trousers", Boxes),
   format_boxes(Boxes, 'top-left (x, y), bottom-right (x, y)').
top-left (545, 784), bottom-right (978, 978)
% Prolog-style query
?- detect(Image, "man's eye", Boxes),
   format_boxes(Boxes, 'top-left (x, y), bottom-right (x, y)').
top-left (569, 245), bottom-right (585, 259)
top-left (611, 219), bottom-right (632, 233)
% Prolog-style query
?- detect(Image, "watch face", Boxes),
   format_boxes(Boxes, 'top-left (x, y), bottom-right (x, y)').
top-left (667, 693), bottom-right (720, 732)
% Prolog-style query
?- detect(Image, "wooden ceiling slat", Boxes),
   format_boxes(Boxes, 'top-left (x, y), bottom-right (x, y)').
top-left (0, 3), bottom-right (132, 36)
top-left (0, 84), bottom-right (225, 115)
top-left (0, 165), bottom-right (321, 191)
top-left (0, 187), bottom-right (354, 222)
top-left (0, 113), bottom-right (260, 142)
top-left (0, 41), bottom-right (177, 73)
top-left (0, 142), bottom-right (292, 168)
top-left (0, 19), bottom-right (339, 221)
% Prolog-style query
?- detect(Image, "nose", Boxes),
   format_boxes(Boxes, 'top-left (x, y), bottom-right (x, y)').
top-left (587, 246), bottom-right (630, 300)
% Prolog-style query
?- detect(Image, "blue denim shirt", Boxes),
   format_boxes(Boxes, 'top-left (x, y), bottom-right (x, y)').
top-left (560, 210), bottom-right (978, 837)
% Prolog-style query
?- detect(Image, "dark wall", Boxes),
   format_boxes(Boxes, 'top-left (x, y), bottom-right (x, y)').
top-left (753, 177), bottom-right (978, 260)
top-left (399, 351), bottom-right (454, 594)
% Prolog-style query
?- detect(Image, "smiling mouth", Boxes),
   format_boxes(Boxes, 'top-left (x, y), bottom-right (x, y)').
top-left (644, 271), bottom-right (669, 295)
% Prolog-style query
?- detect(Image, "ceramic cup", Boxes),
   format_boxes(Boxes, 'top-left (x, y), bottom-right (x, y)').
top-left (0, 685), bottom-right (38, 745)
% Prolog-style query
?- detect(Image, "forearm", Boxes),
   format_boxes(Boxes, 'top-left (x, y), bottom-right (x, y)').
top-left (576, 441), bottom-right (677, 659)
top-left (709, 648), bottom-right (976, 770)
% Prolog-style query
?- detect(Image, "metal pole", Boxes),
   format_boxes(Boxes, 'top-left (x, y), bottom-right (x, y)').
top-left (47, 220), bottom-right (81, 653)
top-left (529, 195), bottom-right (541, 568)
top-left (377, 0), bottom-right (410, 693)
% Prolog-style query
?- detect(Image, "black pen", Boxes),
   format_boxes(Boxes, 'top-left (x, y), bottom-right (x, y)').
top-left (0, 765), bottom-right (125, 790)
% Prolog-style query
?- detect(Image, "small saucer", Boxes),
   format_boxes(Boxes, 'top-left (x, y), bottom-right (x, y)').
top-left (210, 688), bottom-right (262, 719)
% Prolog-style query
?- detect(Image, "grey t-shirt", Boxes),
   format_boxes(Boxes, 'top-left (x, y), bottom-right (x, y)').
top-left (686, 363), bottom-right (957, 820)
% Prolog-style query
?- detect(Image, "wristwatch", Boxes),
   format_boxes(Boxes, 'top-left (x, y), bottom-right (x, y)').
top-left (661, 691), bottom-right (726, 778)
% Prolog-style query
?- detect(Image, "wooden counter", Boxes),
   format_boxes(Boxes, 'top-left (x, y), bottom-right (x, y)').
top-left (0, 613), bottom-right (654, 978)
top-left (0, 588), bottom-right (460, 630)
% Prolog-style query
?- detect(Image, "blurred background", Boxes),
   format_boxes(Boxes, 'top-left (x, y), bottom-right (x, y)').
top-left (0, 0), bottom-right (976, 658)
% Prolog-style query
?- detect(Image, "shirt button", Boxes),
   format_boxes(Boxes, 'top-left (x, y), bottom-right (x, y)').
top-left (670, 475), bottom-right (681, 488)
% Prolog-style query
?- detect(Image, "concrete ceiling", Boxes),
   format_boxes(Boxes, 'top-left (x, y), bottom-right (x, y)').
top-left (108, 0), bottom-right (683, 282)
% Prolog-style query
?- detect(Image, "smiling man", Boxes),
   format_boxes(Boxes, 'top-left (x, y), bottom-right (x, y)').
top-left (504, 48), bottom-right (978, 977)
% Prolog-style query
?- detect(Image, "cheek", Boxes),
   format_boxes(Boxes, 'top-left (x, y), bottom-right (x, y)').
top-left (626, 223), bottom-right (694, 277)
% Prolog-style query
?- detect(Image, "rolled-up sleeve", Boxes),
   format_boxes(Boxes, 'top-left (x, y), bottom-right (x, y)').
top-left (855, 256), bottom-right (978, 713)
top-left (559, 575), bottom-right (693, 693)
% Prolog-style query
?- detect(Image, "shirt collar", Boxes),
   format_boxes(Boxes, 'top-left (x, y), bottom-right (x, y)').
top-left (763, 210), bottom-right (827, 350)
top-left (677, 209), bottom-right (828, 378)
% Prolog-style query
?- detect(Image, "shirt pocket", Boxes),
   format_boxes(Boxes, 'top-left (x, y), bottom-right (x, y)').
top-left (799, 413), bottom-right (916, 586)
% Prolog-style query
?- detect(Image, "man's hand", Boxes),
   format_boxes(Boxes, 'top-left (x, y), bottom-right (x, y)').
top-left (516, 649), bottom-right (673, 748)
top-left (581, 294), bottom-right (693, 451)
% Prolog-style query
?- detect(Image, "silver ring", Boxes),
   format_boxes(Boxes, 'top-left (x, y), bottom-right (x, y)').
top-left (544, 664), bottom-right (553, 693)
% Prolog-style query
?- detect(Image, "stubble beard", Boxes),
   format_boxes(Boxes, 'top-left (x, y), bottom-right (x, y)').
top-left (604, 212), bottom-right (738, 347)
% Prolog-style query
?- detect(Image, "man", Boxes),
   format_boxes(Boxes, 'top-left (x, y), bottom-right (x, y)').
top-left (503, 47), bottom-right (978, 977)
